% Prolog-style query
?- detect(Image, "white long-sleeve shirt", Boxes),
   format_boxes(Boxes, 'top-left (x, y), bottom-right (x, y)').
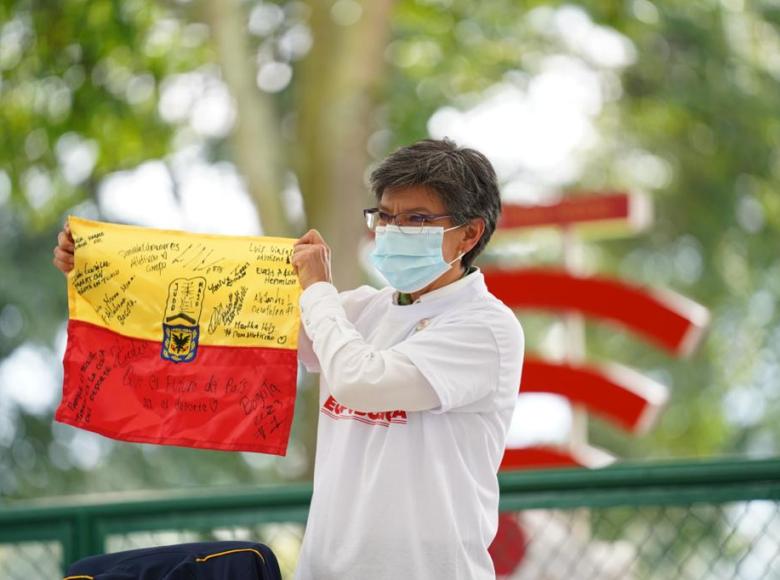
top-left (294, 269), bottom-right (524, 580)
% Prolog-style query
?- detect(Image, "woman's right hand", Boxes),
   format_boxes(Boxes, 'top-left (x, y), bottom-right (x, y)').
top-left (52, 221), bottom-right (75, 274)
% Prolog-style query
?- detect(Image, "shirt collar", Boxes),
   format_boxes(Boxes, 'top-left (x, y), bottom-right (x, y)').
top-left (391, 266), bottom-right (483, 306)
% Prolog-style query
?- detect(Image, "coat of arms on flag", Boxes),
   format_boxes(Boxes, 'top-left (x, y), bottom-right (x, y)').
top-left (55, 216), bottom-right (301, 455)
top-left (161, 277), bottom-right (206, 363)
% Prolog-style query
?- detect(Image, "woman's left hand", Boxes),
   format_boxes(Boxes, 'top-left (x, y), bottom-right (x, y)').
top-left (291, 229), bottom-right (332, 290)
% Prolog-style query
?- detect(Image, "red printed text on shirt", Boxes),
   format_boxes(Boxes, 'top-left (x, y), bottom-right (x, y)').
top-left (321, 395), bottom-right (408, 427)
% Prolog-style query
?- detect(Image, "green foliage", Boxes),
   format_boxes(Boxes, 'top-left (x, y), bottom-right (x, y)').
top-left (578, 0), bottom-right (780, 460)
top-left (0, 0), bottom-right (210, 228)
top-left (1, 0), bottom-right (779, 502)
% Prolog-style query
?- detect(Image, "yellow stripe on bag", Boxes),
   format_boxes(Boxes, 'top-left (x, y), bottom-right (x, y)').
top-left (195, 547), bottom-right (266, 563)
top-left (66, 216), bottom-right (300, 350)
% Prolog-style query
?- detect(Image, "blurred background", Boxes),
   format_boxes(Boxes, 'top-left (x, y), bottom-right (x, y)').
top-left (1, 0), bottom-right (780, 576)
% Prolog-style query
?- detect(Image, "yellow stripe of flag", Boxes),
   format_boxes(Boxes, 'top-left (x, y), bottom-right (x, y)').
top-left (67, 216), bottom-right (300, 350)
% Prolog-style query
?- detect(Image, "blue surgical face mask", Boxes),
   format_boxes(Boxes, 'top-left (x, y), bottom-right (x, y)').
top-left (369, 224), bottom-right (464, 293)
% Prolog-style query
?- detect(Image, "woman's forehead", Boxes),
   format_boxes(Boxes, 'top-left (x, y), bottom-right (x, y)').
top-left (379, 185), bottom-right (445, 212)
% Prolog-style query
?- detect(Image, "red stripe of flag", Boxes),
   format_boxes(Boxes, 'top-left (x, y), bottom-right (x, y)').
top-left (56, 320), bottom-right (298, 454)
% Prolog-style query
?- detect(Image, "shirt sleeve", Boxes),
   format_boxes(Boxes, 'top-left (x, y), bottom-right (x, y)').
top-left (297, 284), bottom-right (378, 374)
top-left (299, 282), bottom-right (442, 412)
top-left (297, 320), bottom-right (321, 373)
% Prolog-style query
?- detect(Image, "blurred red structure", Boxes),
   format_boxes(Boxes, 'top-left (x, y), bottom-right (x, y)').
top-left (484, 268), bottom-right (708, 356)
top-left (485, 192), bottom-right (710, 575)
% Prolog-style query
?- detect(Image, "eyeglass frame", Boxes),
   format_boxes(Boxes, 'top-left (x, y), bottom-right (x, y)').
top-left (363, 207), bottom-right (459, 232)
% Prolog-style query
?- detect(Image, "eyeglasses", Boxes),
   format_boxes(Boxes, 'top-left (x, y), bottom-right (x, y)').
top-left (363, 208), bottom-right (454, 234)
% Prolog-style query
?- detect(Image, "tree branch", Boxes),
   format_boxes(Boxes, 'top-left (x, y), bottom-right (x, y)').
top-left (204, 0), bottom-right (291, 236)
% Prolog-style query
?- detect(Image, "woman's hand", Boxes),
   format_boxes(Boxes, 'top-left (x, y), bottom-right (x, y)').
top-left (52, 221), bottom-right (75, 274)
top-left (291, 229), bottom-right (332, 290)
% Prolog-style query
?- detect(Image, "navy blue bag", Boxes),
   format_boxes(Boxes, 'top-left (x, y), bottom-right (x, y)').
top-left (64, 541), bottom-right (282, 580)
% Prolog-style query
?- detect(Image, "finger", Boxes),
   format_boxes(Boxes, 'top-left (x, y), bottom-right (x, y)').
top-left (53, 247), bottom-right (75, 266)
top-left (64, 221), bottom-right (74, 242)
top-left (290, 246), bottom-right (317, 267)
top-left (292, 242), bottom-right (312, 254)
top-left (293, 232), bottom-right (308, 247)
top-left (58, 231), bottom-right (75, 253)
top-left (292, 244), bottom-right (319, 256)
top-left (293, 233), bottom-right (316, 247)
top-left (290, 251), bottom-right (305, 269)
top-left (52, 255), bottom-right (74, 274)
top-left (297, 229), bottom-right (326, 246)
top-left (313, 230), bottom-right (329, 248)
top-left (54, 262), bottom-right (74, 274)
top-left (298, 229), bottom-right (318, 244)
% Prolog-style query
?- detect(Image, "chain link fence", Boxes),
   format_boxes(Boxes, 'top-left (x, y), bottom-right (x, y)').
top-left (0, 541), bottom-right (63, 579)
top-left (494, 502), bottom-right (780, 579)
top-left (1, 458), bottom-right (779, 579)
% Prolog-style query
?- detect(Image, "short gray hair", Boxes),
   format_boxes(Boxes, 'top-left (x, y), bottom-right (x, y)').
top-left (369, 138), bottom-right (501, 269)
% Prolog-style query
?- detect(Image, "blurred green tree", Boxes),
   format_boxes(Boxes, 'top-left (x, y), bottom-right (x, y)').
top-left (1, 0), bottom-right (779, 502)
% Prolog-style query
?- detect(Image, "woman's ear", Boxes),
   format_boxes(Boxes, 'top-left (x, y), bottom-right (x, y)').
top-left (461, 217), bottom-right (485, 254)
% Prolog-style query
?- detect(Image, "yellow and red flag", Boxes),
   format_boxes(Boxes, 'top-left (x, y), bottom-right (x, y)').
top-left (55, 217), bottom-right (301, 455)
